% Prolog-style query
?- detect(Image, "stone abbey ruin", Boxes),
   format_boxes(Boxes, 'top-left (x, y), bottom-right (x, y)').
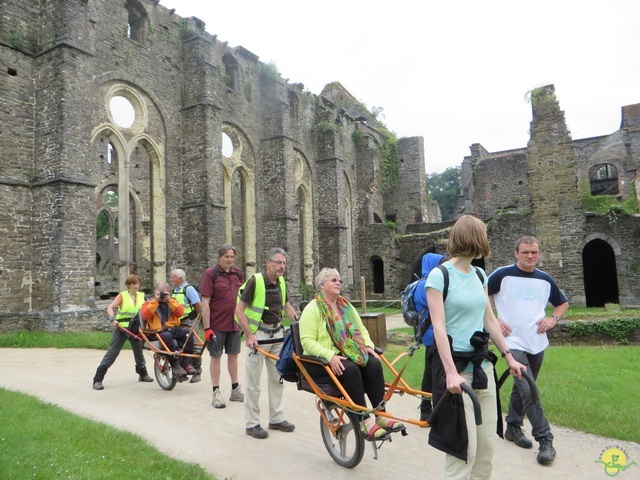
top-left (1, 0), bottom-right (639, 331)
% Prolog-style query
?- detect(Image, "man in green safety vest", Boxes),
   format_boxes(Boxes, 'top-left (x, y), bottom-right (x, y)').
top-left (235, 247), bottom-right (298, 440)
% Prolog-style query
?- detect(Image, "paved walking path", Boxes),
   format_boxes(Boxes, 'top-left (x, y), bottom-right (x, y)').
top-left (1, 319), bottom-right (638, 479)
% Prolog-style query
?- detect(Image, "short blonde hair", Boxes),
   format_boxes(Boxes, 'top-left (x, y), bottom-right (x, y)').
top-left (447, 215), bottom-right (491, 259)
top-left (315, 267), bottom-right (340, 290)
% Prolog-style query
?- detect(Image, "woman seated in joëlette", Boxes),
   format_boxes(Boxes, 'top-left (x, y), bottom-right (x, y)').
top-left (299, 267), bottom-right (404, 440)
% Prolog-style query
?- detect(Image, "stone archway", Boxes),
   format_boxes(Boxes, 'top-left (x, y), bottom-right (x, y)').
top-left (583, 238), bottom-right (619, 307)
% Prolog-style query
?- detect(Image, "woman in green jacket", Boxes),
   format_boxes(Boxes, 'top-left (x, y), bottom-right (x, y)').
top-left (299, 267), bottom-right (403, 440)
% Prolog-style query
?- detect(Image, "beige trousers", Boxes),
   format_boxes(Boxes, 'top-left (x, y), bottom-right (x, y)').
top-left (244, 328), bottom-right (286, 429)
top-left (444, 364), bottom-right (497, 480)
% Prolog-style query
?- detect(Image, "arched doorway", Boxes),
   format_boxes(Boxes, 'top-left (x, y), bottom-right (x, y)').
top-left (583, 239), bottom-right (619, 307)
top-left (371, 256), bottom-right (384, 293)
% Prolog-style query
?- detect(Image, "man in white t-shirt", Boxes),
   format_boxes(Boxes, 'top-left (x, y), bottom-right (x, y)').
top-left (488, 236), bottom-right (568, 466)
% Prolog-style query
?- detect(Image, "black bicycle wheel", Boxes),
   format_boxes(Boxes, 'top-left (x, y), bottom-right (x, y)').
top-left (319, 402), bottom-right (365, 468)
top-left (153, 354), bottom-right (177, 391)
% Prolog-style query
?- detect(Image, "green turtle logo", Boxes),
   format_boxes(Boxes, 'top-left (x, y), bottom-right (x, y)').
top-left (594, 448), bottom-right (637, 477)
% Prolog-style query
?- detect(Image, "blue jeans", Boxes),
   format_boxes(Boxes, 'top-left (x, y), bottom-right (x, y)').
top-left (505, 349), bottom-right (553, 441)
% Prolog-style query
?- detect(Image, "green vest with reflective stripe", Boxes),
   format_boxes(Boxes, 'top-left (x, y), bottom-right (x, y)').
top-left (237, 273), bottom-right (286, 334)
top-left (171, 285), bottom-right (194, 321)
top-left (115, 291), bottom-right (144, 327)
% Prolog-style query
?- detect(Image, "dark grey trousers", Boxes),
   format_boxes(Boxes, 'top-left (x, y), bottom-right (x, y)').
top-left (93, 328), bottom-right (147, 382)
top-left (505, 349), bottom-right (553, 441)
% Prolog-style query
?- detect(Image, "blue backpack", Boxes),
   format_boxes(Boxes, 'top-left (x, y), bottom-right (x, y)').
top-left (404, 265), bottom-right (484, 344)
top-left (276, 329), bottom-right (299, 383)
top-left (401, 279), bottom-right (427, 328)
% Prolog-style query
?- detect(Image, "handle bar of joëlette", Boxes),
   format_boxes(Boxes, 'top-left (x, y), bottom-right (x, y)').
top-left (427, 383), bottom-right (482, 426)
top-left (497, 368), bottom-right (539, 404)
top-left (252, 337), bottom-right (285, 360)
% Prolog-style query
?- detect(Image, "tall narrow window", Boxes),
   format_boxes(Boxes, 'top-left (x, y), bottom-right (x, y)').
top-left (223, 54), bottom-right (239, 91)
top-left (231, 169), bottom-right (246, 270)
top-left (125, 0), bottom-right (147, 43)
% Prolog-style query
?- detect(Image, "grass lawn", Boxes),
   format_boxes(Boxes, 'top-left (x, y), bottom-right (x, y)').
top-left (381, 342), bottom-right (640, 443)
top-left (0, 388), bottom-right (215, 480)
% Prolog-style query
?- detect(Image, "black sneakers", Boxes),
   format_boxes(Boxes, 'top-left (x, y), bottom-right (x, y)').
top-left (537, 438), bottom-right (556, 464)
top-left (505, 423), bottom-right (533, 449)
top-left (268, 420), bottom-right (295, 432)
top-left (246, 425), bottom-right (269, 439)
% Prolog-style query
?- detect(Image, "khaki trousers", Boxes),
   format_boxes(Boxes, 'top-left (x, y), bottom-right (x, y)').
top-left (444, 364), bottom-right (497, 480)
top-left (244, 328), bottom-right (286, 429)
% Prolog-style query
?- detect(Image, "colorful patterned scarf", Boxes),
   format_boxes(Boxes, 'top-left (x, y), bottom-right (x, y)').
top-left (316, 293), bottom-right (369, 366)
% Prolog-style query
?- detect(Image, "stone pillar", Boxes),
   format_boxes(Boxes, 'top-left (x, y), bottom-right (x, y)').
top-left (180, 31), bottom-right (226, 274)
top-left (259, 78), bottom-right (300, 289)
top-left (526, 85), bottom-right (585, 298)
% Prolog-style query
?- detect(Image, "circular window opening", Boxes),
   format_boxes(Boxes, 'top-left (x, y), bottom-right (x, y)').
top-left (109, 96), bottom-right (136, 128)
top-left (222, 132), bottom-right (234, 158)
top-left (104, 190), bottom-right (119, 209)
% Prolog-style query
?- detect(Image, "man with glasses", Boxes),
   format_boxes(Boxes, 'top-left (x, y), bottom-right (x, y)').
top-left (488, 236), bottom-right (568, 465)
top-left (235, 247), bottom-right (298, 439)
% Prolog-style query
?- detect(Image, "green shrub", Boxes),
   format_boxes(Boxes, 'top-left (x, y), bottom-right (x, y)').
top-left (566, 317), bottom-right (640, 343)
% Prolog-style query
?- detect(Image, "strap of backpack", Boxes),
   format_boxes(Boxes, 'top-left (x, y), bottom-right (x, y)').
top-left (436, 264), bottom-right (483, 303)
top-left (436, 264), bottom-right (450, 302)
top-left (209, 265), bottom-right (221, 299)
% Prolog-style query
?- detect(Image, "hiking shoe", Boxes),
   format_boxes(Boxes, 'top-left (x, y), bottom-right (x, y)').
top-left (419, 403), bottom-right (433, 423)
top-left (230, 385), bottom-right (244, 402)
top-left (172, 363), bottom-right (188, 378)
top-left (138, 374), bottom-right (153, 382)
top-left (268, 420), bottom-right (295, 432)
top-left (189, 372), bottom-right (201, 383)
top-left (246, 425), bottom-right (269, 439)
top-left (212, 389), bottom-right (226, 409)
top-left (505, 423), bottom-right (533, 449)
top-left (93, 381), bottom-right (104, 390)
top-left (537, 438), bottom-right (556, 464)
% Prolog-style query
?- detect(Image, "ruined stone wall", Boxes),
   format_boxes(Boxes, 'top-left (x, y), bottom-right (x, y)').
top-left (0, 0), bottom-right (429, 331)
top-left (465, 149), bottom-right (530, 221)
top-left (452, 85), bottom-right (640, 307)
top-left (390, 137), bottom-right (427, 231)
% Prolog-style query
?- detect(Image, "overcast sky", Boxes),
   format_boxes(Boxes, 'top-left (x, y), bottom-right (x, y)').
top-left (159, 0), bottom-right (640, 173)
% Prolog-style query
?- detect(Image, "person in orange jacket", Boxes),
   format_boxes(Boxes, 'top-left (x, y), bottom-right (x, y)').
top-left (140, 281), bottom-right (190, 377)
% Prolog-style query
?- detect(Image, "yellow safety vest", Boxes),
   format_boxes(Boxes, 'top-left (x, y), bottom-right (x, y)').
top-left (171, 285), bottom-right (196, 322)
top-left (115, 291), bottom-right (144, 328)
top-left (236, 273), bottom-right (286, 333)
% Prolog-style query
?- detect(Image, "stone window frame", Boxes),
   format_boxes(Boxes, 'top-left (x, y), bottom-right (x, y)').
top-left (221, 124), bottom-right (256, 277)
top-left (222, 53), bottom-right (239, 92)
top-left (125, 0), bottom-right (148, 44)
top-left (106, 85), bottom-right (149, 135)
top-left (588, 162), bottom-right (619, 196)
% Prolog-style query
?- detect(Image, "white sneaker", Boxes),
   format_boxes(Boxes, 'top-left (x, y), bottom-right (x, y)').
top-left (212, 389), bottom-right (226, 409)
top-left (230, 385), bottom-right (244, 402)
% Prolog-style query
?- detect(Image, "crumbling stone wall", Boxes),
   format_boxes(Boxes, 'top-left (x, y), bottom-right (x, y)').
top-left (455, 85), bottom-right (640, 307)
top-left (0, 0), bottom-right (429, 331)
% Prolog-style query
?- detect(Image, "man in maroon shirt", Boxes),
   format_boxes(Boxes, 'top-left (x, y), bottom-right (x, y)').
top-left (200, 245), bottom-right (245, 409)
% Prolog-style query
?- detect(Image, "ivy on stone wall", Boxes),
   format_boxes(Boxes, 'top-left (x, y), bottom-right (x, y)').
top-left (578, 181), bottom-right (638, 216)
top-left (258, 62), bottom-right (280, 83)
top-left (566, 317), bottom-right (640, 343)
top-left (315, 120), bottom-right (340, 140)
top-left (376, 130), bottom-right (398, 191)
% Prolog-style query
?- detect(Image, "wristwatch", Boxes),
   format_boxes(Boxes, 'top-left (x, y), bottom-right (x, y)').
top-left (552, 315), bottom-right (560, 322)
